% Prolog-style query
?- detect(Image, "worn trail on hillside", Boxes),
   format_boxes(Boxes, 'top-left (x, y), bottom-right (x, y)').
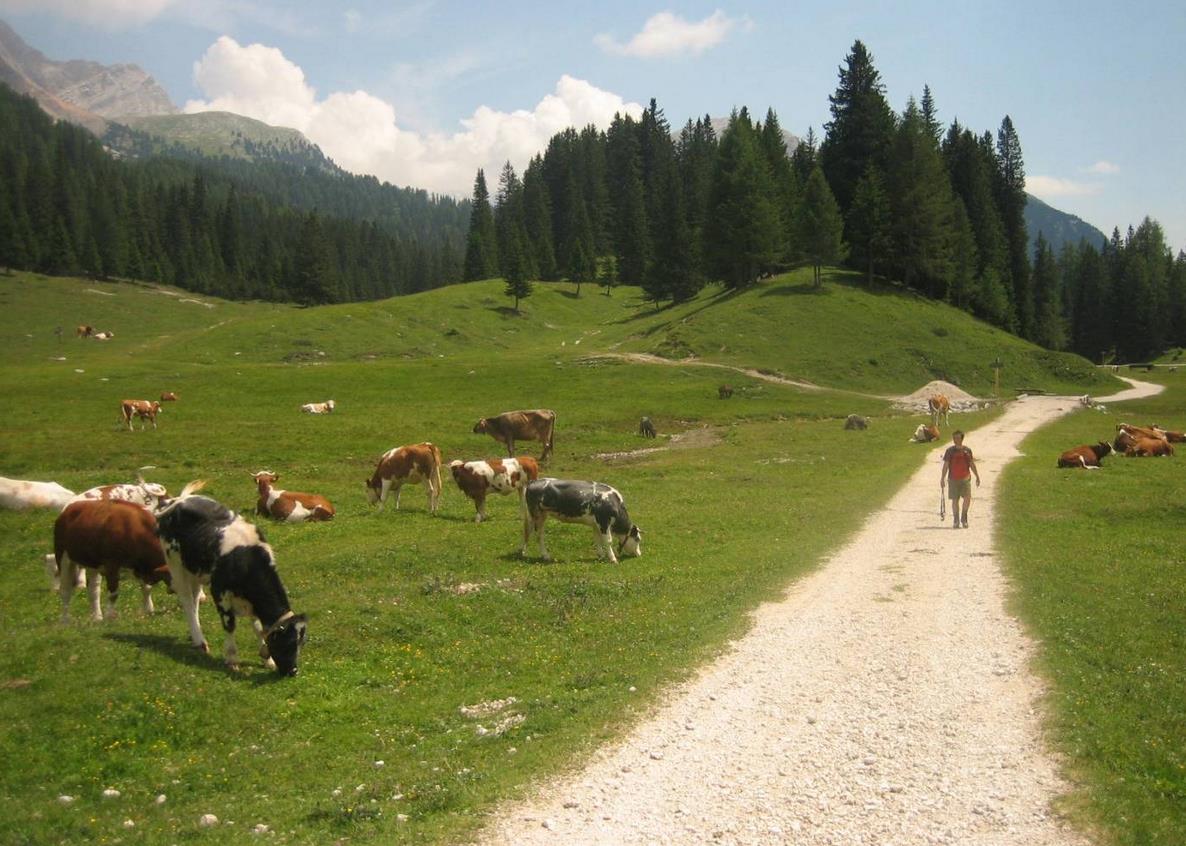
top-left (477, 379), bottom-right (1159, 845)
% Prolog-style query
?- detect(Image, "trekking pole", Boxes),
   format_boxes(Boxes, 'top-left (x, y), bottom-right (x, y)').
top-left (939, 480), bottom-right (946, 520)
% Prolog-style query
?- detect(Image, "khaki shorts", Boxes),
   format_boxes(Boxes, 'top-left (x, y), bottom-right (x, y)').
top-left (948, 477), bottom-right (972, 499)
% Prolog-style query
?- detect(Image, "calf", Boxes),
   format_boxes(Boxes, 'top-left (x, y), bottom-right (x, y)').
top-left (0, 477), bottom-right (75, 511)
top-left (301, 400), bottom-right (335, 414)
top-left (54, 499), bottom-right (171, 622)
top-left (1058, 441), bottom-right (1112, 469)
top-left (449, 456), bottom-right (539, 523)
top-left (473, 409), bottom-right (556, 461)
top-left (366, 442), bottom-right (443, 514)
top-left (521, 478), bottom-right (642, 564)
top-left (909, 423), bottom-right (940, 443)
top-left (718, 384), bottom-right (734, 399)
top-left (120, 399), bottom-right (161, 431)
top-left (251, 471), bottom-right (335, 522)
top-left (639, 416), bottom-right (657, 438)
top-left (154, 494), bottom-right (307, 676)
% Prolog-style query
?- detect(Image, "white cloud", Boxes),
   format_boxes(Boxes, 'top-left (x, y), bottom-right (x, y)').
top-left (0, 0), bottom-right (176, 27)
top-left (184, 37), bottom-right (643, 197)
top-left (1027, 175), bottom-right (1101, 198)
top-left (1085, 160), bottom-right (1120, 175)
top-left (594, 10), bottom-right (740, 58)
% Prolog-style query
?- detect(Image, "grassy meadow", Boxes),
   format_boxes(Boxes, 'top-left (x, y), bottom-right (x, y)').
top-left (0, 268), bottom-right (1122, 845)
top-left (999, 369), bottom-right (1186, 846)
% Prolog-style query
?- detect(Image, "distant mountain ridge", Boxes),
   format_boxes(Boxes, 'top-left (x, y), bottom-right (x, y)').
top-left (0, 18), bottom-right (175, 127)
top-left (1024, 192), bottom-right (1107, 254)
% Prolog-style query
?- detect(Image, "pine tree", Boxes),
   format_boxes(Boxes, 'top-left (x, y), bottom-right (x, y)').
top-left (503, 227), bottom-right (532, 312)
top-left (463, 169), bottom-right (498, 281)
top-left (995, 116), bottom-right (1032, 338)
top-left (1031, 233), bottom-right (1066, 349)
top-left (790, 127), bottom-right (818, 184)
top-left (759, 107), bottom-right (799, 264)
top-left (820, 40), bottom-right (897, 218)
top-left (522, 156), bottom-right (557, 279)
top-left (846, 162), bottom-right (890, 284)
top-left (948, 199), bottom-right (978, 310)
top-left (798, 165), bottom-right (847, 288)
top-left (606, 114), bottom-right (650, 284)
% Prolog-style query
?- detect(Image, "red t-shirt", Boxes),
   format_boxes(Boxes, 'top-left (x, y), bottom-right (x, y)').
top-left (944, 445), bottom-right (974, 480)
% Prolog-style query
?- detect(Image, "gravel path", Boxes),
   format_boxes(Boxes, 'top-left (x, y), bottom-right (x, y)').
top-left (478, 380), bottom-right (1159, 846)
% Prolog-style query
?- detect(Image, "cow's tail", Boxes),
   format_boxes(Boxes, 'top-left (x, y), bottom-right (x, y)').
top-left (544, 412), bottom-right (556, 460)
top-left (177, 479), bottom-right (206, 498)
top-left (430, 443), bottom-right (444, 497)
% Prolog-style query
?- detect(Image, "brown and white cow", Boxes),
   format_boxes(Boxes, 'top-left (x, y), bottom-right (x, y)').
top-left (300, 400), bottom-right (335, 414)
top-left (1152, 425), bottom-right (1186, 443)
top-left (76, 324), bottom-right (94, 338)
top-left (252, 471), bottom-right (335, 522)
top-left (120, 399), bottom-right (161, 431)
top-left (366, 442), bottom-right (443, 514)
top-left (473, 409), bottom-right (556, 461)
top-left (909, 423), bottom-right (940, 443)
top-left (1058, 441), bottom-right (1112, 469)
top-left (93, 331), bottom-right (114, 341)
top-left (928, 394), bottom-right (951, 427)
top-left (160, 391), bottom-right (179, 402)
top-left (54, 498), bottom-right (171, 622)
top-left (449, 456), bottom-right (539, 523)
top-left (1126, 437), bottom-right (1175, 458)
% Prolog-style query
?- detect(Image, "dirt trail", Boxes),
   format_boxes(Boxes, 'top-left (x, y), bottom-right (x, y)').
top-left (477, 379), bottom-right (1159, 845)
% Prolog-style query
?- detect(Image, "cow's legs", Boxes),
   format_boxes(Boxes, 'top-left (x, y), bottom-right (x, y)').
top-left (427, 478), bottom-right (439, 514)
top-left (87, 570), bottom-right (104, 620)
top-left (252, 619), bottom-right (276, 670)
top-left (102, 567), bottom-right (121, 620)
top-left (593, 527), bottom-right (618, 564)
top-left (222, 612), bottom-right (240, 671)
top-left (392, 480), bottom-right (403, 510)
top-left (474, 493), bottom-right (487, 523)
top-left (535, 514), bottom-right (551, 561)
top-left (141, 582), bottom-right (155, 614)
top-left (170, 561), bottom-right (209, 653)
top-left (58, 555), bottom-right (80, 623)
top-left (505, 437), bottom-right (515, 457)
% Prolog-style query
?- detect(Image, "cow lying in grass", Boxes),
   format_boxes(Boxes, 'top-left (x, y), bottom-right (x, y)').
top-left (909, 424), bottom-right (940, 443)
top-left (521, 478), bottom-right (642, 564)
top-left (155, 494), bottom-right (307, 676)
top-left (1058, 441), bottom-right (1112, 469)
top-left (251, 471), bottom-right (335, 522)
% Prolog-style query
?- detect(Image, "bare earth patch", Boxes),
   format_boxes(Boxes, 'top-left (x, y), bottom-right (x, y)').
top-left (477, 379), bottom-right (1157, 845)
top-left (593, 426), bottom-right (724, 462)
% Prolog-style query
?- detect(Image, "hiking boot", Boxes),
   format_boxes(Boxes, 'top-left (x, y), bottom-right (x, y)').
top-left (961, 518), bottom-right (969, 528)
top-left (952, 521), bottom-right (960, 529)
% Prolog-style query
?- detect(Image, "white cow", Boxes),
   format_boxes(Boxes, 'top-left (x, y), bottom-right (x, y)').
top-left (0, 477), bottom-right (76, 511)
top-left (300, 400), bottom-right (335, 414)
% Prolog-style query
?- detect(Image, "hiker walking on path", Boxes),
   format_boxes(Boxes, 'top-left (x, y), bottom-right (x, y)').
top-left (941, 429), bottom-right (981, 528)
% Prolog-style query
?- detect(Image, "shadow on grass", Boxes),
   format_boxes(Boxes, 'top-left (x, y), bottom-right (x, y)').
top-left (104, 632), bottom-right (295, 684)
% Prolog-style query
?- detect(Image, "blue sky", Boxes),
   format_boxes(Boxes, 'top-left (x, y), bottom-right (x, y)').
top-left (3, 1), bottom-right (1184, 252)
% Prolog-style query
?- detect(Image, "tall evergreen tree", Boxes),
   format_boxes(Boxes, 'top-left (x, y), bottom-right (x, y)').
top-left (846, 161), bottom-right (890, 284)
top-left (759, 107), bottom-right (800, 263)
top-left (606, 114), bottom-right (650, 284)
top-left (948, 198), bottom-right (978, 310)
top-left (522, 156), bottom-right (557, 279)
top-left (463, 168), bottom-right (498, 281)
top-left (502, 227), bottom-right (532, 312)
top-left (820, 40), bottom-right (897, 219)
top-left (798, 165), bottom-right (847, 288)
top-left (995, 116), bottom-right (1032, 338)
top-left (1030, 233), bottom-right (1066, 349)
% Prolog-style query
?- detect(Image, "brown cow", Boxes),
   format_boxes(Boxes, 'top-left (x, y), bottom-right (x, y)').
top-left (1058, 441), bottom-right (1112, 469)
top-left (251, 471), bottom-right (335, 522)
top-left (160, 391), bottom-right (179, 402)
top-left (473, 409), bottom-right (556, 461)
top-left (449, 456), bottom-right (539, 523)
top-left (1126, 437), bottom-right (1175, 458)
top-left (54, 499), bottom-right (171, 622)
top-left (120, 399), bottom-right (161, 431)
top-left (76, 324), bottom-right (94, 338)
top-left (718, 384), bottom-right (734, 399)
top-left (909, 423), bottom-right (940, 443)
top-left (1152, 425), bottom-right (1186, 442)
top-left (366, 442), bottom-right (443, 514)
top-left (928, 394), bottom-right (950, 427)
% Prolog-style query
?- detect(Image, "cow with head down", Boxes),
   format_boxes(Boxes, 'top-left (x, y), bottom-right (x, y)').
top-left (521, 478), bottom-right (642, 564)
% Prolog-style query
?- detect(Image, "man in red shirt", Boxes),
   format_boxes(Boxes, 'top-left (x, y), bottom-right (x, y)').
top-left (940, 429), bottom-right (980, 529)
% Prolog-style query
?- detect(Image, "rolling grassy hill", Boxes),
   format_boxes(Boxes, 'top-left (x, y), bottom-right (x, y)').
top-left (0, 268), bottom-right (1126, 845)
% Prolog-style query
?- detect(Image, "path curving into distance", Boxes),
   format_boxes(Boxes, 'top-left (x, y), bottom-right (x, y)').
top-left (476, 378), bottom-right (1161, 845)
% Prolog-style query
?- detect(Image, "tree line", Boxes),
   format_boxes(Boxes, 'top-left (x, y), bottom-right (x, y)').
top-left (0, 83), bottom-right (468, 304)
top-left (465, 40), bottom-right (1185, 361)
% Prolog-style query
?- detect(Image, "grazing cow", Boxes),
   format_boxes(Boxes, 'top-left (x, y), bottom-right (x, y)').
top-left (54, 499), bottom-right (171, 622)
top-left (449, 456), bottom-right (539, 523)
top-left (92, 331), bottom-right (114, 341)
top-left (639, 416), bottom-right (657, 438)
top-left (0, 477), bottom-right (75, 511)
top-left (473, 409), bottom-right (556, 461)
top-left (718, 384), bottom-right (734, 399)
top-left (909, 424), bottom-right (941, 443)
top-left (300, 400), bottom-right (335, 414)
top-left (251, 471), bottom-right (335, 522)
top-left (521, 478), bottom-right (642, 564)
top-left (154, 494), bottom-right (307, 676)
top-left (160, 391), bottom-right (178, 402)
top-left (844, 414), bottom-right (869, 430)
top-left (928, 394), bottom-right (951, 427)
top-left (1126, 437), bottom-right (1175, 458)
top-left (76, 324), bottom-right (94, 338)
top-left (120, 399), bottom-right (161, 431)
top-left (1058, 441), bottom-right (1112, 469)
top-left (366, 442), bottom-right (443, 514)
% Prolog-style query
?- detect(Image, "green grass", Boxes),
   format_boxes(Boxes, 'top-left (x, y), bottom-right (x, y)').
top-left (998, 369), bottom-right (1186, 845)
top-left (0, 269), bottom-right (1112, 845)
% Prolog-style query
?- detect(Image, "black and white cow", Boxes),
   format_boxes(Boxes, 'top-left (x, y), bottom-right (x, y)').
top-left (521, 478), bottom-right (642, 564)
top-left (154, 494), bottom-right (306, 676)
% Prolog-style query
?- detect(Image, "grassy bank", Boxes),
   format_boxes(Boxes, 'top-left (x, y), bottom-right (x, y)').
top-left (998, 371), bottom-right (1186, 845)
